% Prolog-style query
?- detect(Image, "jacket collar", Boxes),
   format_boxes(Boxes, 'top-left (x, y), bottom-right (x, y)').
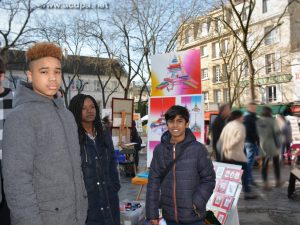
top-left (161, 128), bottom-right (196, 148)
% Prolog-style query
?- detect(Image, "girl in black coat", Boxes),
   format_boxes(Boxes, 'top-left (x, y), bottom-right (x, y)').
top-left (69, 94), bottom-right (120, 225)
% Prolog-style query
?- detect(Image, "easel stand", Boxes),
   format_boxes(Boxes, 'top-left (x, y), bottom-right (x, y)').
top-left (113, 111), bottom-right (131, 148)
top-left (114, 110), bottom-right (136, 176)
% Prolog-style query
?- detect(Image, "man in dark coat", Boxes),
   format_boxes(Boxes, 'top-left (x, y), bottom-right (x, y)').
top-left (243, 102), bottom-right (259, 186)
top-left (210, 103), bottom-right (231, 161)
top-left (146, 105), bottom-right (215, 225)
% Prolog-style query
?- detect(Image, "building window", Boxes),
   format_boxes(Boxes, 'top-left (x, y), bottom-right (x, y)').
top-left (203, 92), bottom-right (209, 103)
top-left (222, 64), bottom-right (229, 81)
top-left (214, 90), bottom-right (221, 103)
top-left (267, 85), bottom-right (277, 102)
top-left (201, 22), bottom-right (208, 36)
top-left (223, 89), bottom-right (229, 103)
top-left (214, 18), bottom-right (223, 33)
top-left (94, 80), bottom-right (101, 91)
top-left (247, 33), bottom-right (255, 49)
top-left (212, 42), bottom-right (221, 58)
top-left (201, 68), bottom-right (208, 80)
top-left (111, 80), bottom-right (118, 90)
top-left (200, 45), bottom-right (208, 57)
top-left (242, 6), bottom-right (249, 21)
top-left (262, 0), bottom-right (269, 13)
top-left (221, 39), bottom-right (229, 55)
top-left (241, 60), bottom-right (249, 77)
top-left (264, 26), bottom-right (280, 45)
top-left (185, 29), bottom-right (192, 44)
top-left (265, 52), bottom-right (281, 74)
top-left (213, 65), bottom-right (221, 83)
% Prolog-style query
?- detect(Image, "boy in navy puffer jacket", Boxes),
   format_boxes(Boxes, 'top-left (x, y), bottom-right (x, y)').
top-left (146, 105), bottom-right (215, 225)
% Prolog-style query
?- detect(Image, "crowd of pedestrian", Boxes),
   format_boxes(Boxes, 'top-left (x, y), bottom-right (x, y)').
top-left (212, 102), bottom-right (291, 200)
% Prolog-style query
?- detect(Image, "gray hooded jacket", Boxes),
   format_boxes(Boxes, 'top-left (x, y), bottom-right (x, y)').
top-left (2, 83), bottom-right (87, 225)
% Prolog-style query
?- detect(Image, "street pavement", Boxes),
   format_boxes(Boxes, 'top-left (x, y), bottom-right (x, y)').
top-left (118, 149), bottom-right (300, 225)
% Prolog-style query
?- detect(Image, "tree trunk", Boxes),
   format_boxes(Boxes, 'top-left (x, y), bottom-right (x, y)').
top-left (245, 52), bottom-right (256, 101)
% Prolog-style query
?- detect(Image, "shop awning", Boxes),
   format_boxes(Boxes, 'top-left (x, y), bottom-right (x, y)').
top-left (291, 105), bottom-right (300, 113)
top-left (205, 111), bottom-right (218, 121)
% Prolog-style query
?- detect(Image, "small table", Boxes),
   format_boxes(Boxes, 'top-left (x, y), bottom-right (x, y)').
top-left (288, 168), bottom-right (300, 198)
top-left (131, 171), bottom-right (149, 200)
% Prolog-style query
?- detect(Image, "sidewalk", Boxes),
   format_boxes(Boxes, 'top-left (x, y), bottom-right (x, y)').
top-left (118, 149), bottom-right (300, 225)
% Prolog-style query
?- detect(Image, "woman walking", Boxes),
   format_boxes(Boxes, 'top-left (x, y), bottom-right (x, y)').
top-left (69, 94), bottom-right (120, 225)
top-left (218, 110), bottom-right (257, 199)
top-left (256, 106), bottom-right (284, 190)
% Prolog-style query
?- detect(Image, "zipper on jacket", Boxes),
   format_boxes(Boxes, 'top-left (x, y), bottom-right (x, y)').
top-left (172, 144), bottom-right (179, 223)
top-left (84, 145), bottom-right (88, 163)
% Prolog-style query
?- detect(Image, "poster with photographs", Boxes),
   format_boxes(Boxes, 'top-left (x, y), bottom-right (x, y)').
top-left (217, 212), bottom-right (228, 224)
top-left (221, 196), bottom-right (234, 211)
top-left (225, 181), bottom-right (239, 197)
top-left (215, 166), bottom-right (226, 179)
top-left (212, 193), bottom-right (224, 207)
top-left (216, 180), bottom-right (229, 194)
top-left (207, 162), bottom-right (243, 225)
top-left (222, 168), bottom-right (243, 182)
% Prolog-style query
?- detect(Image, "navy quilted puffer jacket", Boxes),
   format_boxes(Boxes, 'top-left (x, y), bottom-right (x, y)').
top-left (146, 129), bottom-right (215, 223)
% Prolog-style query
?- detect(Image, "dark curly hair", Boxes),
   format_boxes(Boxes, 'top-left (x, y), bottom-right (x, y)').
top-left (165, 105), bottom-right (190, 123)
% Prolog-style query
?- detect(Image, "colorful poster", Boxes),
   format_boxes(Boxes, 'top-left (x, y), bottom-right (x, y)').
top-left (147, 97), bottom-right (176, 166)
top-left (179, 95), bottom-right (204, 141)
top-left (148, 97), bottom-right (176, 139)
top-left (151, 49), bottom-right (201, 96)
top-left (147, 95), bottom-right (204, 167)
top-left (147, 141), bottom-right (161, 167)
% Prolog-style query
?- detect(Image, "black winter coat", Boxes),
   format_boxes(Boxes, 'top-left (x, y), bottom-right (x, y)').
top-left (211, 114), bottom-right (227, 151)
top-left (244, 111), bottom-right (259, 143)
top-left (146, 129), bottom-right (216, 223)
top-left (81, 130), bottom-right (120, 225)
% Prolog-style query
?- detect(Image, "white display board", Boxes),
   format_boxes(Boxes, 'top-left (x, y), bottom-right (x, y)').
top-left (286, 115), bottom-right (300, 143)
top-left (206, 162), bottom-right (242, 225)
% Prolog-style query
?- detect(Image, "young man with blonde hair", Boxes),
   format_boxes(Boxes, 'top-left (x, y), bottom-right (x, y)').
top-left (2, 42), bottom-right (87, 225)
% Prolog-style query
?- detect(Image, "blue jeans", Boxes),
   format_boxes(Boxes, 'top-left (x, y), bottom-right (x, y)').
top-left (166, 220), bottom-right (204, 225)
top-left (244, 142), bottom-right (259, 183)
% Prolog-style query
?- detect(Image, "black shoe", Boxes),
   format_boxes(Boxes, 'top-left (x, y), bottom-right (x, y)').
top-left (244, 192), bottom-right (258, 200)
top-left (251, 180), bottom-right (258, 187)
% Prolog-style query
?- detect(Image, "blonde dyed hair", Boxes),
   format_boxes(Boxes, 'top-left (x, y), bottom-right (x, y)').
top-left (26, 42), bottom-right (63, 64)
